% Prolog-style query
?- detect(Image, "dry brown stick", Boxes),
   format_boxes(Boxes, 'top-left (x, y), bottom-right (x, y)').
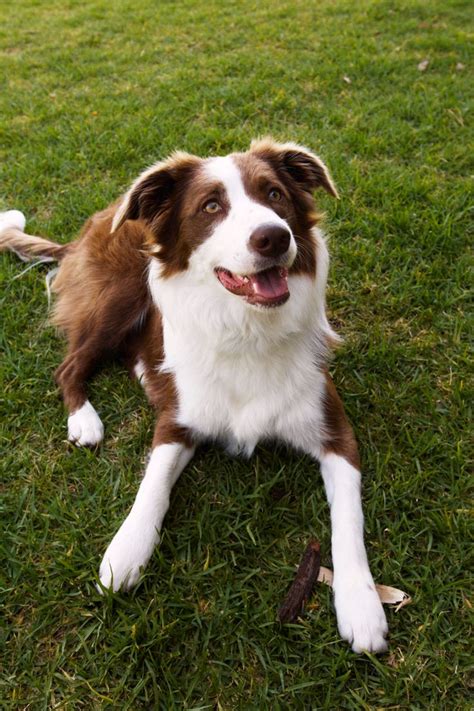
top-left (278, 539), bottom-right (321, 623)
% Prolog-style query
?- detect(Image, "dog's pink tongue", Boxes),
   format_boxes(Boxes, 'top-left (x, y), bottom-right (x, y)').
top-left (249, 267), bottom-right (288, 298)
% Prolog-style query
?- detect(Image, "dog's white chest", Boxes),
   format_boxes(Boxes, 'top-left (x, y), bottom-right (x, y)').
top-left (161, 320), bottom-right (325, 455)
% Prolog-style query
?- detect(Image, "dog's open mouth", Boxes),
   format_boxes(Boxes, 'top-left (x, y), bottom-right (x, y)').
top-left (215, 266), bottom-right (289, 307)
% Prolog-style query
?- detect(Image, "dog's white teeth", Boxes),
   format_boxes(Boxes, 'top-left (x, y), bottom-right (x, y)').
top-left (242, 276), bottom-right (249, 283)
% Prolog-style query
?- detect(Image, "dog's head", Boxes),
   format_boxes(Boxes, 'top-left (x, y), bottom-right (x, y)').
top-left (112, 138), bottom-right (337, 309)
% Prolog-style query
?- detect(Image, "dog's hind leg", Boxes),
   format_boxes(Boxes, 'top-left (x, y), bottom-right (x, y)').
top-left (55, 339), bottom-right (106, 447)
top-left (55, 298), bottom-right (150, 447)
top-left (51, 237), bottom-right (150, 447)
top-left (0, 210), bottom-right (103, 445)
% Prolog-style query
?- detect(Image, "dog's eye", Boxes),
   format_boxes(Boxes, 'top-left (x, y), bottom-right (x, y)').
top-left (268, 188), bottom-right (282, 202)
top-left (203, 200), bottom-right (221, 214)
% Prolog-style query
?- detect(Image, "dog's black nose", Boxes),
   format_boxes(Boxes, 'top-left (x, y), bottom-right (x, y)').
top-left (249, 224), bottom-right (291, 259)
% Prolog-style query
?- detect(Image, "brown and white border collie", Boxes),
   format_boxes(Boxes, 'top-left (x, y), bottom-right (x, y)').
top-left (0, 138), bottom-right (388, 653)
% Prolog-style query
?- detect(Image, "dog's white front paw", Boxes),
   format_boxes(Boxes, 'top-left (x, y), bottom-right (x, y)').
top-left (68, 401), bottom-right (104, 447)
top-left (335, 577), bottom-right (389, 654)
top-left (98, 515), bottom-right (159, 592)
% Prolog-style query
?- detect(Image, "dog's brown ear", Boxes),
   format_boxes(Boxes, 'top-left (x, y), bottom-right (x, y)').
top-left (250, 138), bottom-right (339, 198)
top-left (112, 152), bottom-right (202, 233)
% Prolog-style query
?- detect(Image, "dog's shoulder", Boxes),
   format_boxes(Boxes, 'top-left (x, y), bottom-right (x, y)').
top-left (51, 201), bottom-right (153, 340)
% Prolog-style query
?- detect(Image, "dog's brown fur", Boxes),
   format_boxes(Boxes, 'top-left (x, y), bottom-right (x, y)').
top-left (322, 369), bottom-right (360, 468)
top-left (1, 142), bottom-right (356, 459)
top-left (51, 206), bottom-right (151, 412)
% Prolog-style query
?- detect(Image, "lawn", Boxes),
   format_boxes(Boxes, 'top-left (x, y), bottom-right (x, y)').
top-left (1, 0), bottom-right (472, 708)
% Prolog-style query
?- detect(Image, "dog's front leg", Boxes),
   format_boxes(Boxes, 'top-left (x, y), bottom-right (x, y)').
top-left (291, 371), bottom-right (388, 652)
top-left (99, 423), bottom-right (195, 592)
top-left (318, 373), bottom-right (388, 653)
top-left (319, 452), bottom-right (388, 653)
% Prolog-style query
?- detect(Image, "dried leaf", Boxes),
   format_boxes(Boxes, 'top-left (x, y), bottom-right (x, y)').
top-left (376, 583), bottom-right (412, 611)
top-left (456, 62), bottom-right (465, 71)
top-left (317, 565), bottom-right (334, 586)
top-left (417, 59), bottom-right (429, 72)
top-left (342, 75), bottom-right (352, 84)
top-left (317, 566), bottom-right (412, 610)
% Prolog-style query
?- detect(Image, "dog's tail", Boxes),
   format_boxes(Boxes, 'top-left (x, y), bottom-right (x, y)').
top-left (0, 210), bottom-right (71, 263)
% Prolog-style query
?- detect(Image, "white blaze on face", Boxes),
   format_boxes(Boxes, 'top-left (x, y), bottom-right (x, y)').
top-left (191, 156), bottom-right (297, 277)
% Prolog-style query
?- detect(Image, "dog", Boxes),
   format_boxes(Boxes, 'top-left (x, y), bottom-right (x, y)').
top-left (0, 138), bottom-right (388, 653)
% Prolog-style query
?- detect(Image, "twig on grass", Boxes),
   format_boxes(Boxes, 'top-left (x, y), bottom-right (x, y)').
top-left (278, 539), bottom-right (321, 623)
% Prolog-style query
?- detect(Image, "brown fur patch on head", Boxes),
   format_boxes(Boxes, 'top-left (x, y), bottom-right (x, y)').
top-left (249, 138), bottom-right (338, 198)
top-left (112, 152), bottom-right (200, 231)
top-left (112, 152), bottom-right (232, 277)
top-left (238, 138), bottom-right (337, 276)
top-left (111, 140), bottom-right (337, 279)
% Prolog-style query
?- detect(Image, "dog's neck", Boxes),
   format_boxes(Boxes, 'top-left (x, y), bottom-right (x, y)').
top-left (149, 261), bottom-right (321, 357)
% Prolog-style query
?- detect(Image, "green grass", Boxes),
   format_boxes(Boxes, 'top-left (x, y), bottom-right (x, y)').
top-left (1, 0), bottom-right (472, 708)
